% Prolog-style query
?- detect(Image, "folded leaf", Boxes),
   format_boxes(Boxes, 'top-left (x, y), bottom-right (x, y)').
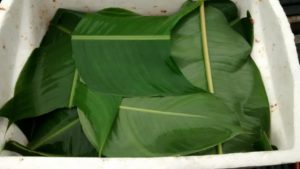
top-left (16, 109), bottom-right (97, 157)
top-left (206, 0), bottom-right (238, 22)
top-left (231, 12), bottom-right (254, 46)
top-left (72, 1), bottom-right (202, 96)
top-left (171, 6), bottom-right (270, 153)
top-left (171, 6), bottom-right (252, 89)
top-left (223, 14), bottom-right (271, 153)
top-left (74, 82), bottom-right (122, 155)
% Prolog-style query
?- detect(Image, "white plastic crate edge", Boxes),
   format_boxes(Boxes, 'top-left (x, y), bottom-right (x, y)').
top-left (0, 0), bottom-right (299, 168)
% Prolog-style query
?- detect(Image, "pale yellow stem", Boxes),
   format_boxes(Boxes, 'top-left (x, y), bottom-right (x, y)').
top-left (199, 0), bottom-right (223, 154)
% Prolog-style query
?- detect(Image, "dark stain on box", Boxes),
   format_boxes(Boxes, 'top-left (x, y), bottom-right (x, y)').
top-left (161, 9), bottom-right (167, 13)
top-left (270, 103), bottom-right (278, 113)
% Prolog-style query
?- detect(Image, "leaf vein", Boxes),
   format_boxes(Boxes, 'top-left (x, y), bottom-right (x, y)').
top-left (120, 106), bottom-right (206, 118)
top-left (72, 35), bottom-right (170, 40)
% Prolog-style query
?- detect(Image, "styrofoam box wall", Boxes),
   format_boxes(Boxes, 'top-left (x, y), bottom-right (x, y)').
top-left (0, 0), bottom-right (299, 168)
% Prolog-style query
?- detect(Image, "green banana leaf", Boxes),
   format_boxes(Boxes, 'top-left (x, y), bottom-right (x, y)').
top-left (253, 130), bottom-right (273, 151)
top-left (171, 5), bottom-right (270, 153)
top-left (0, 4), bottom-right (243, 157)
top-left (172, 6), bottom-right (252, 89)
top-left (0, 1), bottom-right (271, 157)
top-left (75, 82), bottom-right (244, 157)
top-left (74, 82), bottom-right (122, 155)
top-left (199, 12), bottom-right (270, 154)
top-left (70, 2), bottom-right (250, 156)
top-left (0, 9), bottom-right (83, 121)
top-left (231, 12), bottom-right (254, 45)
top-left (39, 9), bottom-right (85, 47)
top-left (222, 13), bottom-right (271, 153)
top-left (71, 1), bottom-right (202, 96)
top-left (16, 108), bottom-right (97, 157)
top-left (206, 0), bottom-right (238, 23)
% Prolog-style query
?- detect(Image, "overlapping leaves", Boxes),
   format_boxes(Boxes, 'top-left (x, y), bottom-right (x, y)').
top-left (171, 5), bottom-right (270, 153)
top-left (0, 9), bottom-right (83, 121)
top-left (12, 108), bottom-right (97, 156)
top-left (0, 0), bottom-right (271, 157)
top-left (72, 2), bottom-right (201, 96)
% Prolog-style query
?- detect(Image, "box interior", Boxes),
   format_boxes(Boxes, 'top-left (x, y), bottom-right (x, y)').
top-left (0, 0), bottom-right (297, 154)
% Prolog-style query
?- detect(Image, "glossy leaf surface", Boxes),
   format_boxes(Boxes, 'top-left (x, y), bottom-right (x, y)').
top-left (102, 93), bottom-right (243, 157)
top-left (74, 83), bottom-right (243, 157)
top-left (72, 2), bottom-right (202, 96)
top-left (172, 6), bottom-right (252, 89)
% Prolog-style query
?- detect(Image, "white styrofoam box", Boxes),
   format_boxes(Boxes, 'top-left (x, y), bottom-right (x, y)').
top-left (0, 118), bottom-right (8, 151)
top-left (0, 150), bottom-right (21, 156)
top-left (0, 0), bottom-right (299, 168)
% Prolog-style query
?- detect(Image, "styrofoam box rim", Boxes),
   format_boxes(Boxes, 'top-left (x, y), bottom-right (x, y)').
top-left (0, 0), bottom-right (300, 168)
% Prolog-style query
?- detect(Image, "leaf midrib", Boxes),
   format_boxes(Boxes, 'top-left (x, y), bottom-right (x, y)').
top-left (7, 141), bottom-right (59, 157)
top-left (72, 35), bottom-right (170, 40)
top-left (68, 70), bottom-right (79, 108)
top-left (52, 24), bottom-right (79, 108)
top-left (119, 106), bottom-right (206, 119)
top-left (55, 25), bottom-right (72, 35)
top-left (29, 118), bottom-right (79, 149)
